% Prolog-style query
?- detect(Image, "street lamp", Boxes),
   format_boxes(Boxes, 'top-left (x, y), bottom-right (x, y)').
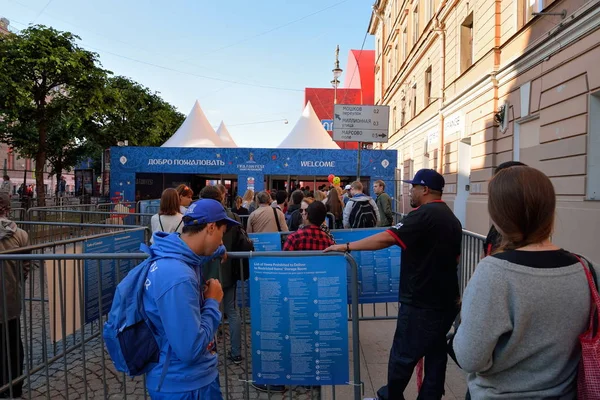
top-left (332, 45), bottom-right (343, 104)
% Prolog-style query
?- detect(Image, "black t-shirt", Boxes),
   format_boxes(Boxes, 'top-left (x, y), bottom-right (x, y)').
top-left (387, 201), bottom-right (463, 309)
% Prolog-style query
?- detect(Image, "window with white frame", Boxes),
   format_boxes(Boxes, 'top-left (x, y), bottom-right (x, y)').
top-left (413, 6), bottom-right (420, 45)
top-left (412, 83), bottom-right (417, 117)
top-left (588, 92), bottom-right (600, 200)
top-left (427, 0), bottom-right (435, 21)
top-left (525, 0), bottom-right (543, 22)
top-left (402, 26), bottom-right (408, 60)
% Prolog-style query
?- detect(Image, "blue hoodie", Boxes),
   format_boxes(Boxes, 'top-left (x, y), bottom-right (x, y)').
top-left (143, 231), bottom-right (224, 392)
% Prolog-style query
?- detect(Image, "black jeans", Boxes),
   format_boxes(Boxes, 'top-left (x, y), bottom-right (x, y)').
top-left (0, 319), bottom-right (24, 398)
top-left (377, 303), bottom-right (458, 400)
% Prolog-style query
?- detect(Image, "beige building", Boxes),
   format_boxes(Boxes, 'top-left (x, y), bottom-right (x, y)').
top-left (369, 0), bottom-right (600, 260)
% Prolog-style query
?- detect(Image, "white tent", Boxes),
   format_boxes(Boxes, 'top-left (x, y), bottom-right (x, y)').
top-left (161, 100), bottom-right (224, 147)
top-left (216, 121), bottom-right (237, 148)
top-left (277, 101), bottom-right (341, 149)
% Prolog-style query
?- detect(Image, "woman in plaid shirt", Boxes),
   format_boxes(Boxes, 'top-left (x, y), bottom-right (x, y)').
top-left (283, 201), bottom-right (335, 251)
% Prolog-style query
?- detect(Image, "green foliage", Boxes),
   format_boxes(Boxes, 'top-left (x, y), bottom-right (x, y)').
top-left (92, 76), bottom-right (184, 148)
top-left (0, 26), bottom-right (184, 201)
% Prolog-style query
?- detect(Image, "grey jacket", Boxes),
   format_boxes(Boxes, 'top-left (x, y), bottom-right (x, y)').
top-left (454, 255), bottom-right (597, 399)
top-left (342, 194), bottom-right (380, 228)
top-left (0, 218), bottom-right (30, 322)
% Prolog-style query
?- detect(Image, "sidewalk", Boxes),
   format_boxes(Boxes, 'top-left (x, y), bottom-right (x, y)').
top-left (324, 303), bottom-right (468, 400)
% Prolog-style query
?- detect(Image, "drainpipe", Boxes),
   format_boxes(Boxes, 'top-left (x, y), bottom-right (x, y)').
top-left (433, 18), bottom-right (446, 175)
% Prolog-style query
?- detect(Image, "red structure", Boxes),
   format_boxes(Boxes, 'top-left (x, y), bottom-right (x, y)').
top-left (304, 50), bottom-right (375, 150)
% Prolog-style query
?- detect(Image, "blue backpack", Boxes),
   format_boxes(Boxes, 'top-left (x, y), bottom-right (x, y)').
top-left (103, 244), bottom-right (171, 389)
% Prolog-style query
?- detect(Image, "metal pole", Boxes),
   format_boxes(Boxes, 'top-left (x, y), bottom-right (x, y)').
top-left (346, 253), bottom-right (362, 399)
top-left (357, 143), bottom-right (362, 181)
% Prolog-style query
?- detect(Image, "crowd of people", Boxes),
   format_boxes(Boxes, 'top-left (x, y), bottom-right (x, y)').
top-left (3, 164), bottom-right (596, 400)
top-left (135, 164), bottom-right (597, 400)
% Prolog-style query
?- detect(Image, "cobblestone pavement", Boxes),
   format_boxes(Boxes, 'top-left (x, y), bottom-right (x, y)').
top-left (12, 264), bottom-right (324, 400)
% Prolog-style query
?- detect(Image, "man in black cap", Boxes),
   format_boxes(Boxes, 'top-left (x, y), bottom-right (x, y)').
top-left (325, 169), bottom-right (462, 399)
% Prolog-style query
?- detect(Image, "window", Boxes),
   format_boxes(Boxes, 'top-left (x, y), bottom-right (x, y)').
top-left (402, 26), bottom-right (408, 60)
top-left (387, 56), bottom-right (392, 86)
top-left (587, 92), bottom-right (600, 200)
top-left (401, 109), bottom-right (406, 127)
top-left (412, 83), bottom-right (417, 117)
top-left (393, 106), bottom-right (398, 131)
top-left (413, 7), bottom-right (420, 45)
top-left (7, 147), bottom-right (13, 170)
top-left (525, 0), bottom-right (543, 22)
top-left (460, 13), bottom-right (474, 73)
top-left (425, 66), bottom-right (432, 106)
top-left (427, 0), bottom-right (435, 21)
top-left (394, 44), bottom-right (399, 77)
top-left (400, 96), bottom-right (406, 126)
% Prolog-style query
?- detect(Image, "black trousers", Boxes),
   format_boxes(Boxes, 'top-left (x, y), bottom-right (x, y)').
top-left (0, 319), bottom-right (24, 398)
top-left (377, 303), bottom-right (458, 400)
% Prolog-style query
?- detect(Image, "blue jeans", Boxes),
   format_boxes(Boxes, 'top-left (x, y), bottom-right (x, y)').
top-left (148, 376), bottom-right (222, 399)
top-left (377, 304), bottom-right (458, 400)
top-left (223, 285), bottom-right (241, 357)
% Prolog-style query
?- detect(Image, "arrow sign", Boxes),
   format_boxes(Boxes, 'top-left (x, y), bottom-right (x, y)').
top-left (332, 105), bottom-right (390, 143)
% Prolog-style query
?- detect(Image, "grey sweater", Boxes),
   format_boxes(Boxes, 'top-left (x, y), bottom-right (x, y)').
top-left (454, 255), bottom-right (597, 399)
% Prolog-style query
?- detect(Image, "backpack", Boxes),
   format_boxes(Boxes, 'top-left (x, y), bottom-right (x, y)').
top-left (348, 199), bottom-right (377, 228)
top-left (103, 244), bottom-right (171, 390)
top-left (231, 224), bottom-right (254, 281)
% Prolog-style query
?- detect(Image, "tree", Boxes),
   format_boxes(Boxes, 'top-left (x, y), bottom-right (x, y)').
top-left (91, 76), bottom-right (184, 148)
top-left (0, 25), bottom-right (108, 205)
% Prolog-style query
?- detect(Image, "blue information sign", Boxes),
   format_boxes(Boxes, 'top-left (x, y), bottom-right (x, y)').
top-left (332, 228), bottom-right (401, 304)
top-left (83, 230), bottom-right (145, 323)
top-left (248, 232), bottom-right (282, 252)
top-left (250, 256), bottom-right (349, 386)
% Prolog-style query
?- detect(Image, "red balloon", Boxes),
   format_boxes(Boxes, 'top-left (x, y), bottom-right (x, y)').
top-left (328, 174), bottom-right (335, 183)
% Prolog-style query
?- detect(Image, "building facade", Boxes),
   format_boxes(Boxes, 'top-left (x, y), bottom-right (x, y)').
top-left (369, 0), bottom-right (600, 260)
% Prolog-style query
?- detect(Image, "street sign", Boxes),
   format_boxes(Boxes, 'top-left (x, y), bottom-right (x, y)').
top-left (333, 105), bottom-right (390, 143)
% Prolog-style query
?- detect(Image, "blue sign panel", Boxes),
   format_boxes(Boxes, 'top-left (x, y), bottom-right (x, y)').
top-left (248, 232), bottom-right (282, 252)
top-left (250, 256), bottom-right (349, 386)
top-left (83, 230), bottom-right (145, 323)
top-left (332, 228), bottom-right (401, 304)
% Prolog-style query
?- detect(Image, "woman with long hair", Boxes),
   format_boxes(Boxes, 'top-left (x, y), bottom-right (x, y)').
top-left (242, 190), bottom-right (254, 209)
top-left (453, 166), bottom-right (596, 399)
top-left (325, 189), bottom-right (343, 229)
top-left (150, 188), bottom-right (183, 243)
top-left (175, 184), bottom-right (194, 214)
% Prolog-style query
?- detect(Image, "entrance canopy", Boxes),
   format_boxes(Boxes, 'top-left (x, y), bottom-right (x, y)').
top-left (277, 102), bottom-right (340, 149)
top-left (161, 100), bottom-right (224, 148)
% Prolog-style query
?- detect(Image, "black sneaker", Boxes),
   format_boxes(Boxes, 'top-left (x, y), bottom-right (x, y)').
top-left (251, 383), bottom-right (286, 393)
top-left (228, 353), bottom-right (243, 365)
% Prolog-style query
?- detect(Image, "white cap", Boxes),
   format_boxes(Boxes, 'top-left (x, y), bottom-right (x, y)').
top-left (344, 184), bottom-right (351, 190)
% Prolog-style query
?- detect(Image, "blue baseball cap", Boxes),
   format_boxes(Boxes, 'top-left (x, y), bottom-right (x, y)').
top-left (183, 199), bottom-right (240, 227)
top-left (402, 169), bottom-right (445, 192)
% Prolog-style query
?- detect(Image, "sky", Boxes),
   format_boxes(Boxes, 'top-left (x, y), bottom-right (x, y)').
top-left (0, 0), bottom-right (374, 148)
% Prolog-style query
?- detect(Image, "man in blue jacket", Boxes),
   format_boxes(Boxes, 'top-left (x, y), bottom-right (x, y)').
top-left (143, 198), bottom-right (240, 399)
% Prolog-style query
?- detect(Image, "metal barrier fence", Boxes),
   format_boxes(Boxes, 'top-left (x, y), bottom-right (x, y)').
top-left (24, 209), bottom-right (154, 227)
top-left (15, 221), bottom-right (151, 246)
top-left (458, 230), bottom-right (486, 296)
top-left (0, 250), bottom-right (361, 400)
